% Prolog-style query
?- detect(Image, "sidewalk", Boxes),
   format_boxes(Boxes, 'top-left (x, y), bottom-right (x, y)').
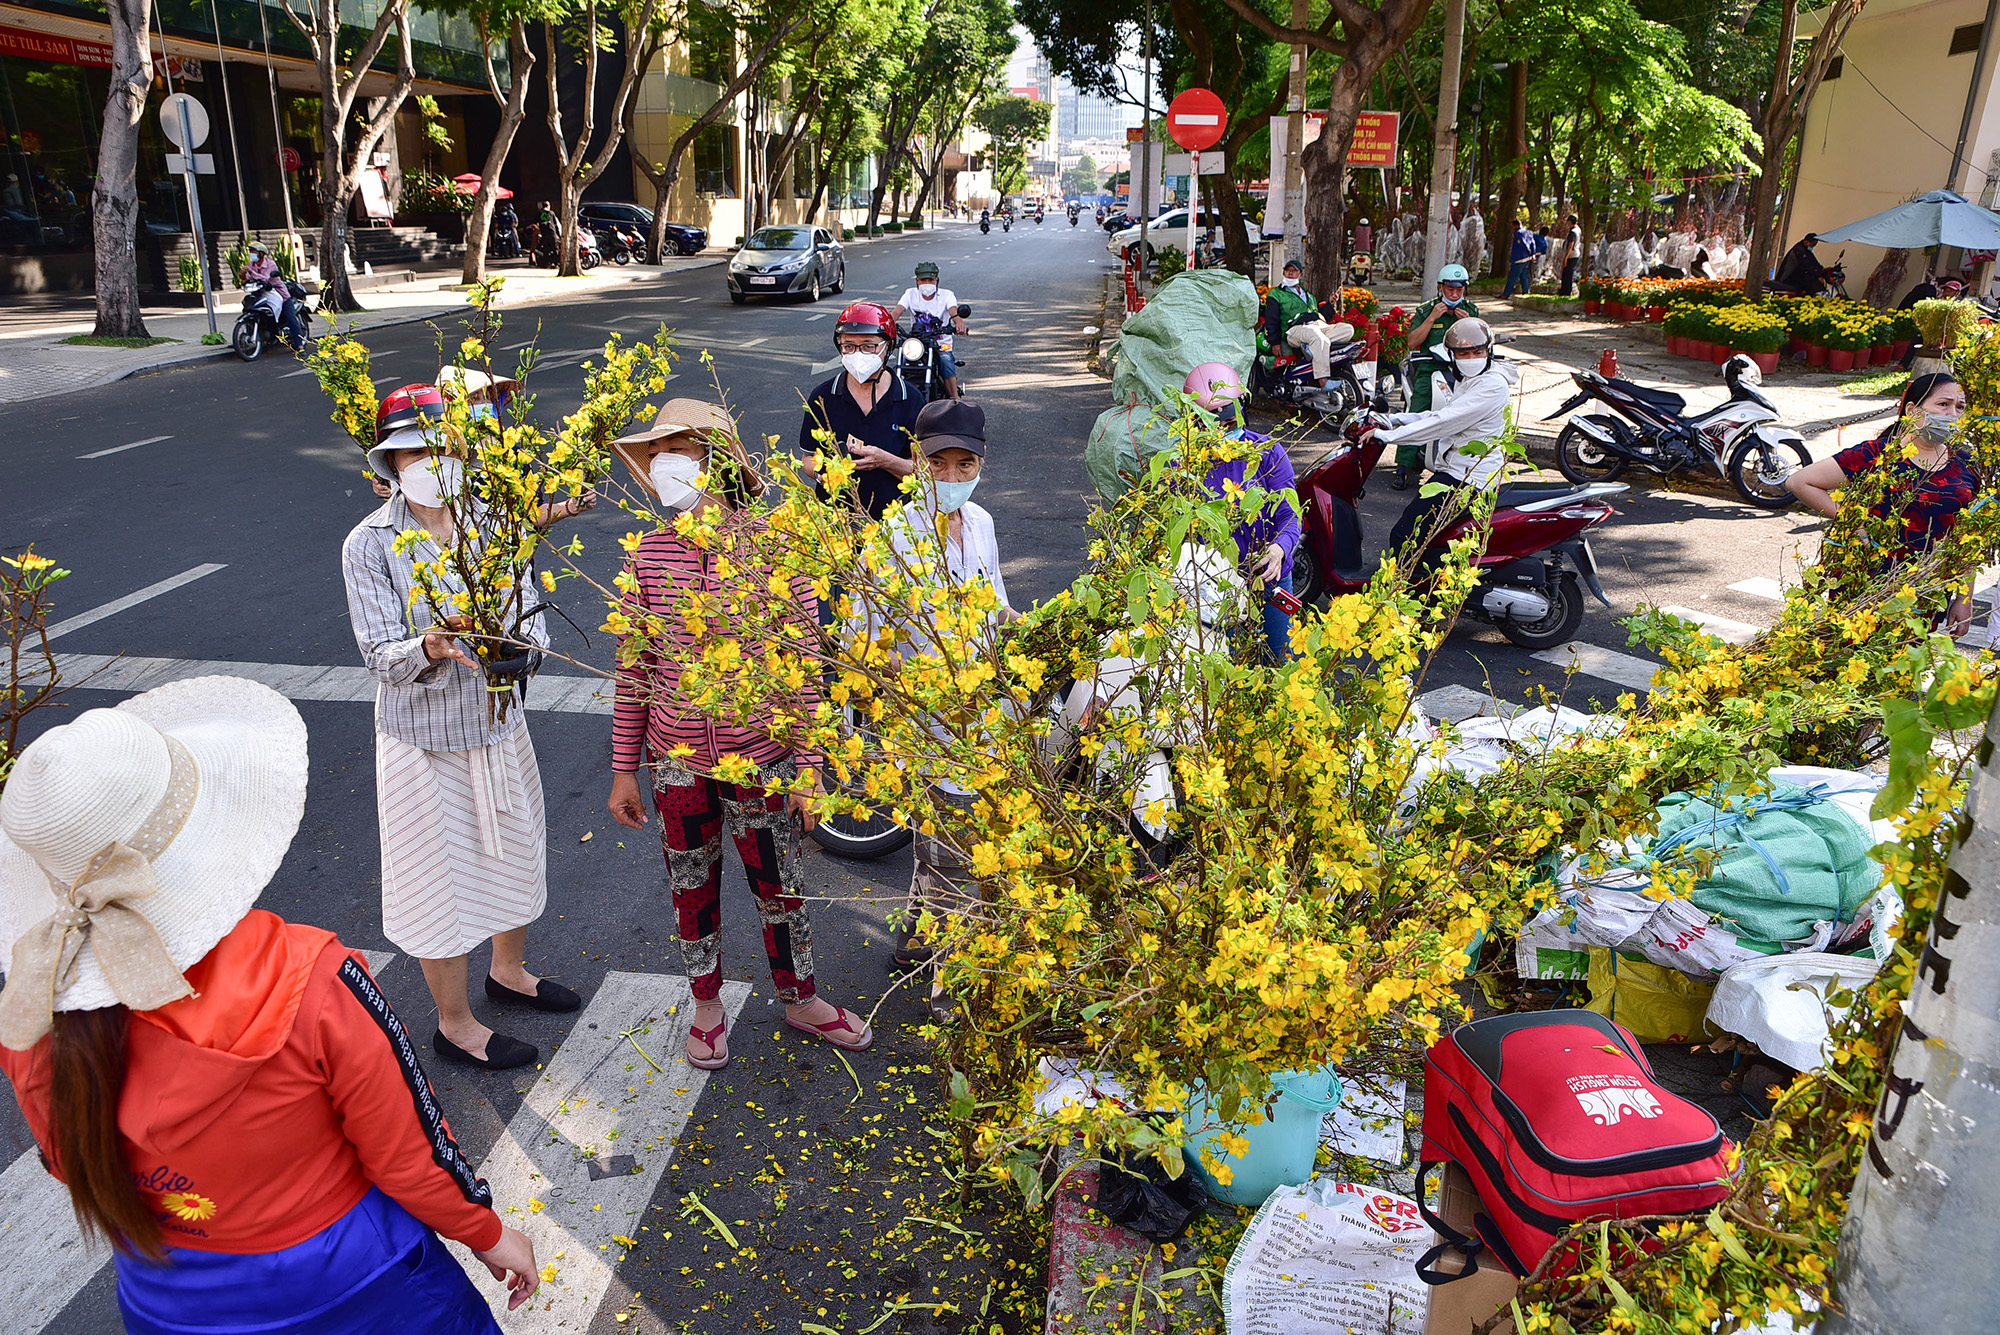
top-left (0, 254), bottom-right (739, 405)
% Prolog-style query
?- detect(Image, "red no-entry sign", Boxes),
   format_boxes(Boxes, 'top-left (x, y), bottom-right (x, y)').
top-left (1167, 88), bottom-right (1227, 151)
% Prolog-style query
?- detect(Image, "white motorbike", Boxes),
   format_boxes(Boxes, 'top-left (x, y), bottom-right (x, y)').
top-left (232, 279), bottom-right (313, 361)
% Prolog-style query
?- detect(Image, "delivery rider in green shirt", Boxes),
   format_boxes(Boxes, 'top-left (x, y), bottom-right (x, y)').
top-left (1393, 262), bottom-right (1482, 490)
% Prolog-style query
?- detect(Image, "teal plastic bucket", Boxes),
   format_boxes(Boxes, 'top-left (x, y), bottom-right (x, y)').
top-left (1182, 1067), bottom-right (1344, 1207)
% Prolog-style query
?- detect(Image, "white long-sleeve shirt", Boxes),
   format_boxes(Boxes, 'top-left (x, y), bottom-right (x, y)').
top-left (1372, 359), bottom-right (1521, 487)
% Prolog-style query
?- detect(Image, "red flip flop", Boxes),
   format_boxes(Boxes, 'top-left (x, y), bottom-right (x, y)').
top-left (687, 1019), bottom-right (730, 1070)
top-left (785, 1006), bottom-right (874, 1052)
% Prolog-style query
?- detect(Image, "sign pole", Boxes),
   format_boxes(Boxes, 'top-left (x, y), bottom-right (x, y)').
top-left (1422, 0), bottom-right (1466, 300)
top-left (1137, 0), bottom-right (1153, 297)
top-left (175, 98), bottom-right (218, 336)
top-left (1188, 153), bottom-right (1199, 265)
top-left (1279, 0), bottom-right (1307, 284)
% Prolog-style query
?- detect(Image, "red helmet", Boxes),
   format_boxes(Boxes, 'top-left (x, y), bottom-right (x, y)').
top-left (833, 301), bottom-right (896, 348)
top-left (375, 383), bottom-right (446, 444)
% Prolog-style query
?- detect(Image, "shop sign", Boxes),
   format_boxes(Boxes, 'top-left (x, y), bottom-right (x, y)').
top-left (1350, 111), bottom-right (1399, 168)
top-left (0, 24), bottom-right (199, 77)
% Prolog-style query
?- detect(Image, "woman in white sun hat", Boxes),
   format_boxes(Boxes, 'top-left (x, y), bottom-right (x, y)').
top-left (342, 382), bottom-right (579, 1075)
top-left (0, 676), bottom-right (538, 1331)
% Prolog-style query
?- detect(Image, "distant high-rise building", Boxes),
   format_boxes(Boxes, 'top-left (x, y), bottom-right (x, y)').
top-left (1055, 78), bottom-right (1128, 149)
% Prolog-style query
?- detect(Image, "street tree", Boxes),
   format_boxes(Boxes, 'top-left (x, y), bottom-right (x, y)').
top-left (539, 0), bottom-right (667, 276)
top-left (89, 0), bottom-right (154, 339)
top-left (1741, 0), bottom-right (1865, 297)
top-left (973, 95), bottom-right (1049, 199)
top-left (455, 0), bottom-right (568, 284)
top-left (1061, 152), bottom-right (1100, 197)
top-left (283, 0), bottom-right (417, 312)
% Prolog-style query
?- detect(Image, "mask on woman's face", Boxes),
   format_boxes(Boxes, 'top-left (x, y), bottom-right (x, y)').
top-left (1918, 412), bottom-right (1959, 445)
top-left (918, 282), bottom-right (938, 299)
top-left (930, 477), bottom-right (980, 514)
top-left (649, 449), bottom-right (705, 512)
top-left (398, 457), bottom-right (462, 508)
top-left (842, 350), bottom-right (885, 381)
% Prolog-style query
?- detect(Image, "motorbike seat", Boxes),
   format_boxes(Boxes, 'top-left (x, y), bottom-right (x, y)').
top-left (1494, 482), bottom-right (1592, 508)
top-left (1605, 378), bottom-right (1686, 415)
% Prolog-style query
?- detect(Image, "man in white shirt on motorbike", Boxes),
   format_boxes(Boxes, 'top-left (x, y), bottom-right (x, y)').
top-left (1359, 318), bottom-right (1521, 556)
top-left (891, 260), bottom-right (969, 399)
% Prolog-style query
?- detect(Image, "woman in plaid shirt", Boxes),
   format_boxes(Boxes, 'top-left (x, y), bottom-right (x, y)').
top-left (604, 400), bottom-right (873, 1069)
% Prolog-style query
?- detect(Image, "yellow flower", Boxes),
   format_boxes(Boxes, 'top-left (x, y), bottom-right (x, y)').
top-left (159, 1191), bottom-right (217, 1221)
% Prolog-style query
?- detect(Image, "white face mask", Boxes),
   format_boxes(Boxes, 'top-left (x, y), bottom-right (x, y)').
top-left (1282, 278), bottom-right (1302, 290)
top-left (918, 282), bottom-right (938, 299)
top-left (1455, 353), bottom-right (1488, 376)
top-left (649, 450), bottom-right (705, 511)
top-left (842, 350), bottom-right (884, 382)
top-left (398, 457), bottom-right (462, 508)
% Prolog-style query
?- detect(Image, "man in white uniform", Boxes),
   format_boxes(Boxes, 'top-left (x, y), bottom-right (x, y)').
top-left (891, 260), bottom-right (970, 399)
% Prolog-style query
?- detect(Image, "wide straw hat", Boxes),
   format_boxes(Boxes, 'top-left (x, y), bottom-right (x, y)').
top-left (0, 677), bottom-right (308, 1045)
top-left (437, 365), bottom-right (521, 404)
top-left (612, 398), bottom-right (740, 497)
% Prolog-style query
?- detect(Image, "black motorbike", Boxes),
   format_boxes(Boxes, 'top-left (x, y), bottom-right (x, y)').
top-left (232, 279), bottom-right (315, 361)
top-left (532, 221), bottom-right (602, 270)
top-left (1068, 206), bottom-right (1080, 227)
top-left (490, 209), bottom-right (522, 260)
top-left (592, 220), bottom-right (644, 265)
top-left (1544, 353), bottom-right (1811, 508)
top-left (893, 305), bottom-right (971, 401)
top-left (979, 212), bottom-right (991, 234)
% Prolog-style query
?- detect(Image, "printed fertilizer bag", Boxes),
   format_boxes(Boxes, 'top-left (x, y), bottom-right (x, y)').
top-left (1223, 1178), bottom-right (1429, 1335)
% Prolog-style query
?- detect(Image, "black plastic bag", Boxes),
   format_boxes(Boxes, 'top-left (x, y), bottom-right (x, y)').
top-left (1093, 1148), bottom-right (1208, 1244)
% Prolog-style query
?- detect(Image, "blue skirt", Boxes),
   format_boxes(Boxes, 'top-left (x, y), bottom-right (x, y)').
top-left (115, 1187), bottom-right (501, 1334)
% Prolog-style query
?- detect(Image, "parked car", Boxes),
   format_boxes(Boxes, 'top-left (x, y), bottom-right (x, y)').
top-left (1106, 207), bottom-right (1252, 261)
top-left (577, 202), bottom-right (708, 256)
top-left (726, 225), bottom-right (845, 304)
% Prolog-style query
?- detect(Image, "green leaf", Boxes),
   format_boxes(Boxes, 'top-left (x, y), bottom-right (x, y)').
top-left (1604, 1273), bottom-right (1639, 1312)
top-left (1080, 1000), bottom-right (1114, 1021)
top-left (1707, 1209), bottom-right (1755, 1267)
top-left (1873, 696), bottom-right (1936, 819)
top-left (948, 1069), bottom-right (975, 1121)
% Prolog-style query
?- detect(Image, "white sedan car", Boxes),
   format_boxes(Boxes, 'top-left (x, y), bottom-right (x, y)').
top-left (1106, 207), bottom-right (1253, 258)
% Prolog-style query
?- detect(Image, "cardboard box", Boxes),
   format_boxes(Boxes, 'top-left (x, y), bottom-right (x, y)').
top-left (1424, 1164), bottom-right (1519, 1335)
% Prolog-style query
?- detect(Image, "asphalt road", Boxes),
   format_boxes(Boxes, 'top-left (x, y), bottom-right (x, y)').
top-left (0, 218), bottom-right (1827, 1333)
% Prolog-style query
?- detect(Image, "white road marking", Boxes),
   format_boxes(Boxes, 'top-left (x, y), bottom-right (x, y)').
top-left (279, 366), bottom-right (318, 378)
top-left (1659, 605), bottom-right (1763, 645)
top-left (1729, 577), bottom-right (1784, 601)
top-left (677, 296), bottom-right (701, 303)
top-left (371, 374), bottom-right (400, 385)
top-left (1531, 641), bottom-right (1661, 692)
top-left (738, 337), bottom-right (769, 349)
top-left (805, 312), bottom-right (831, 321)
top-left (501, 339), bottom-right (541, 351)
top-left (50, 652), bottom-right (613, 714)
top-left (45, 564), bottom-right (228, 641)
top-left (78, 434), bottom-right (172, 459)
top-left (0, 1147), bottom-right (109, 1332)
top-left (448, 972), bottom-right (750, 1328)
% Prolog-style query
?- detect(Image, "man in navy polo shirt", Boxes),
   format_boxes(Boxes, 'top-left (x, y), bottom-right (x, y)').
top-left (799, 301), bottom-right (926, 520)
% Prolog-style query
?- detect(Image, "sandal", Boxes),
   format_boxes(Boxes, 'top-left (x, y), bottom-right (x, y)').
top-left (784, 1006), bottom-right (874, 1052)
top-left (686, 1019), bottom-right (730, 1070)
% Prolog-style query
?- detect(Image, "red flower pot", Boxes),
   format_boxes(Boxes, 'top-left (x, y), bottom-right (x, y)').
top-left (1583, 299), bottom-right (1600, 314)
top-left (1871, 344), bottom-right (1891, 365)
top-left (1648, 305), bottom-right (1667, 323)
top-left (1828, 348), bottom-right (1855, 372)
top-left (1890, 339), bottom-right (1911, 361)
top-left (1752, 351), bottom-right (1779, 375)
top-left (1623, 304), bottom-right (1641, 321)
top-left (1690, 340), bottom-right (1713, 360)
top-left (1786, 337), bottom-right (1807, 356)
top-left (1806, 344), bottom-right (1829, 367)
top-left (1711, 344), bottom-right (1731, 363)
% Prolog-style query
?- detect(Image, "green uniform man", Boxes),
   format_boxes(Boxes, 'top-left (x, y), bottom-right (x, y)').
top-left (1394, 262), bottom-right (1482, 489)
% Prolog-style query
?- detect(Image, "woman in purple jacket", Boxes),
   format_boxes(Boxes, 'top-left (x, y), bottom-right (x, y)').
top-left (1183, 362), bottom-right (1303, 661)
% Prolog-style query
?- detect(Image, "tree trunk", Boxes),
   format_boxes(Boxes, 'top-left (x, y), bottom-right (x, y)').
top-left (91, 0), bottom-right (152, 339)
top-left (1824, 691), bottom-right (2000, 1333)
top-left (1490, 59), bottom-right (1526, 280)
top-left (461, 20), bottom-right (536, 286)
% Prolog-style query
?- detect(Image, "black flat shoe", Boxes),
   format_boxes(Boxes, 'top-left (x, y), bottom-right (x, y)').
top-left (433, 1029), bottom-right (538, 1070)
top-left (485, 975), bottom-right (582, 1012)
top-left (1391, 466), bottom-right (1412, 490)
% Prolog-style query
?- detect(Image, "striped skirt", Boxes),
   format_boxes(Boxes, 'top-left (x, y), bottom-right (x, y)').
top-left (376, 722), bottom-right (547, 959)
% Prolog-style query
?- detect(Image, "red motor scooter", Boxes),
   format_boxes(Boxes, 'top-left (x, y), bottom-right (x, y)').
top-left (1287, 414), bottom-right (1626, 649)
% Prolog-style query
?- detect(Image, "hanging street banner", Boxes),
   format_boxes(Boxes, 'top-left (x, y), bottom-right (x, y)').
top-left (1350, 112), bottom-right (1400, 168)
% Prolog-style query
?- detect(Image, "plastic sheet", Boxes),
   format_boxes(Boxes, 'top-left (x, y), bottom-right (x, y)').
top-left (1094, 1146), bottom-right (1209, 1244)
top-left (1706, 951), bottom-right (1881, 1071)
top-left (1222, 1178), bottom-right (1430, 1335)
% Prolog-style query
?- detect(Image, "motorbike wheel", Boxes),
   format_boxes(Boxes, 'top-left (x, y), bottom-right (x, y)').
top-left (808, 708), bottom-right (915, 861)
top-left (1498, 573), bottom-right (1585, 650)
top-left (232, 315), bottom-right (263, 362)
top-left (1290, 541), bottom-right (1324, 607)
top-left (614, 248), bottom-right (632, 265)
top-left (1726, 436), bottom-right (1810, 509)
top-left (1555, 422), bottom-right (1627, 484)
top-left (582, 251), bottom-right (602, 271)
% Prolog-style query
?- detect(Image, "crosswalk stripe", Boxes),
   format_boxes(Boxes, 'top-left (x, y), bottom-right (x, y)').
top-left (0, 1144), bottom-right (108, 1330)
top-left (1729, 577), bottom-right (1784, 601)
top-left (1659, 605), bottom-right (1762, 645)
top-left (45, 564), bottom-right (229, 641)
top-left (1531, 641), bottom-right (1662, 691)
top-left (50, 653), bottom-right (612, 714)
top-left (447, 972), bottom-right (750, 1327)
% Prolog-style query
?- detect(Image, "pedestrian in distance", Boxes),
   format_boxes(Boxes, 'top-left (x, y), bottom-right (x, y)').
top-left (799, 301), bottom-right (926, 522)
top-left (342, 385), bottom-right (579, 1074)
top-left (605, 399), bottom-right (874, 1068)
top-left (0, 677), bottom-right (539, 1332)
top-left (1558, 214), bottom-right (1583, 296)
top-left (1786, 372), bottom-right (1978, 635)
top-left (1503, 219), bottom-right (1538, 298)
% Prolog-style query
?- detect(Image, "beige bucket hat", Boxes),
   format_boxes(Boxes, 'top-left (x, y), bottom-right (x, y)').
top-left (437, 365), bottom-right (521, 404)
top-left (611, 398), bottom-right (741, 497)
top-left (0, 677), bottom-right (309, 1047)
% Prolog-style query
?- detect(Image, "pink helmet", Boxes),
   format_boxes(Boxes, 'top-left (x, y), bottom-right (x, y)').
top-left (1184, 361), bottom-right (1247, 412)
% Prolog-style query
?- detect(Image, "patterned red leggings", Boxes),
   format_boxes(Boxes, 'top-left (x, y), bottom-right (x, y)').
top-left (653, 772), bottom-right (815, 1003)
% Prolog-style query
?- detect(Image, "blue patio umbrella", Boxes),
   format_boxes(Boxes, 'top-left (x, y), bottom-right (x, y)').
top-left (1815, 189), bottom-right (2000, 250)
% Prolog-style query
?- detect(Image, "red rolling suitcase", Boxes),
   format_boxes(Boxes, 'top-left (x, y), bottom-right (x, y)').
top-left (1417, 1009), bottom-right (1735, 1278)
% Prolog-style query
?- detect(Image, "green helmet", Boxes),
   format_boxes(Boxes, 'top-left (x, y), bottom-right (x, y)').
top-left (914, 261), bottom-right (940, 280)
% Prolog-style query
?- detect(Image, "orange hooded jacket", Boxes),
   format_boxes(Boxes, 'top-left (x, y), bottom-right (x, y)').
top-left (0, 910), bottom-right (503, 1255)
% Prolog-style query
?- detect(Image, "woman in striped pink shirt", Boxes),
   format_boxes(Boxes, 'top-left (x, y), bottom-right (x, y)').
top-left (604, 400), bottom-right (873, 1069)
